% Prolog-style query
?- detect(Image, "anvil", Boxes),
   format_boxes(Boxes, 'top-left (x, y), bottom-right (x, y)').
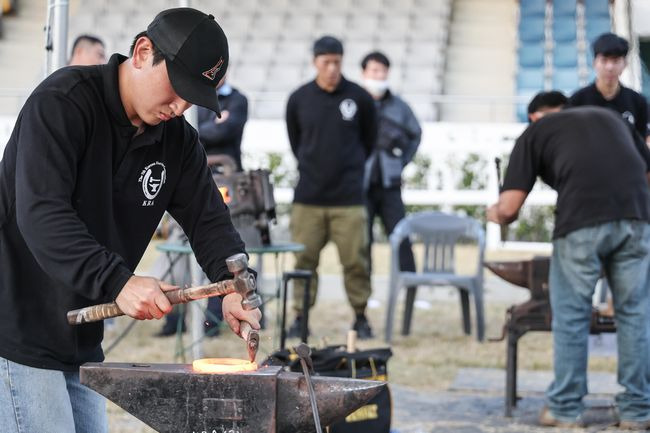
top-left (81, 362), bottom-right (386, 433)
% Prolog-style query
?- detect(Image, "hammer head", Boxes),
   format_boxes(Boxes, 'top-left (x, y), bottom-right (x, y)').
top-left (226, 253), bottom-right (262, 310)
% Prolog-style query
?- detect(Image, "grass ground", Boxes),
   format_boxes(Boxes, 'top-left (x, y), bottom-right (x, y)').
top-left (102, 240), bottom-right (617, 432)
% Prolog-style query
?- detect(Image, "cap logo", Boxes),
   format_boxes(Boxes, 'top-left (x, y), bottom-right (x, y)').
top-left (202, 57), bottom-right (224, 81)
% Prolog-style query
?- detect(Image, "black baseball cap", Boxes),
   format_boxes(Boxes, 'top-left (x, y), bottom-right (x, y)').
top-left (147, 8), bottom-right (228, 115)
top-left (592, 32), bottom-right (629, 57)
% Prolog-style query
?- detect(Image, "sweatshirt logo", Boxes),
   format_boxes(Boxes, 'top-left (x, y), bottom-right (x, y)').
top-left (339, 99), bottom-right (357, 121)
top-left (138, 162), bottom-right (166, 206)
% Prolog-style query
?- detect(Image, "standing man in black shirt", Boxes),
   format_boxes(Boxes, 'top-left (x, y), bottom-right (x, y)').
top-left (286, 35), bottom-right (377, 339)
top-left (0, 8), bottom-right (260, 433)
top-left (487, 91), bottom-right (650, 429)
top-left (570, 32), bottom-right (649, 141)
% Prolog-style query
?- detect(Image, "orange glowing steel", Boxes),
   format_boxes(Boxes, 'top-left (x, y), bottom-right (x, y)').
top-left (192, 358), bottom-right (258, 374)
top-left (218, 186), bottom-right (231, 204)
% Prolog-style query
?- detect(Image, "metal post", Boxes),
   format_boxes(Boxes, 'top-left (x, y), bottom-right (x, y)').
top-left (45, 0), bottom-right (69, 76)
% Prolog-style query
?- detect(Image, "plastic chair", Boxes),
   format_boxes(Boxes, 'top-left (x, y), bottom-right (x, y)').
top-left (584, 0), bottom-right (611, 18)
top-left (585, 16), bottom-right (611, 44)
top-left (552, 0), bottom-right (576, 17)
top-left (519, 16), bottom-right (546, 43)
top-left (520, 0), bottom-right (547, 18)
top-left (552, 67), bottom-right (580, 93)
top-left (552, 16), bottom-right (577, 42)
top-left (517, 67), bottom-right (545, 89)
top-left (553, 42), bottom-right (578, 67)
top-left (518, 42), bottom-right (545, 68)
top-left (384, 211), bottom-right (486, 343)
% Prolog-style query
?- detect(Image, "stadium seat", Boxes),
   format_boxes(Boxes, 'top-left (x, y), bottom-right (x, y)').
top-left (518, 42), bottom-right (545, 68)
top-left (284, 13), bottom-right (316, 38)
top-left (520, 0), bottom-right (547, 18)
top-left (402, 67), bottom-right (439, 93)
top-left (517, 67), bottom-right (545, 89)
top-left (382, 14), bottom-right (411, 34)
top-left (552, 67), bottom-right (580, 93)
top-left (584, 0), bottom-right (611, 18)
top-left (316, 14), bottom-right (348, 34)
top-left (552, 0), bottom-right (576, 17)
top-left (519, 16), bottom-right (546, 43)
top-left (265, 67), bottom-right (303, 92)
top-left (585, 16), bottom-right (611, 44)
top-left (251, 13), bottom-right (285, 37)
top-left (552, 16), bottom-right (577, 42)
top-left (516, 89), bottom-right (540, 122)
top-left (553, 42), bottom-right (578, 67)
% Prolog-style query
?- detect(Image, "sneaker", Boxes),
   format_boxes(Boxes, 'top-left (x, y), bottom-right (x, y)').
top-left (287, 317), bottom-right (309, 339)
top-left (619, 419), bottom-right (650, 430)
top-left (538, 406), bottom-right (585, 428)
top-left (352, 314), bottom-right (374, 340)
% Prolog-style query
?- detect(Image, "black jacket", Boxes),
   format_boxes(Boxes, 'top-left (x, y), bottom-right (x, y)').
top-left (0, 54), bottom-right (244, 371)
top-left (197, 87), bottom-right (248, 171)
top-left (286, 77), bottom-right (377, 206)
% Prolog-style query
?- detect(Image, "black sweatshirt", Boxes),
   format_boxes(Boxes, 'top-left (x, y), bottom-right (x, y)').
top-left (0, 54), bottom-right (244, 371)
top-left (286, 77), bottom-right (377, 206)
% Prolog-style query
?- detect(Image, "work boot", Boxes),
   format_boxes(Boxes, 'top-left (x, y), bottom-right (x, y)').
top-left (352, 314), bottom-right (374, 340)
top-left (538, 406), bottom-right (585, 428)
top-left (287, 316), bottom-right (310, 339)
top-left (618, 419), bottom-right (650, 430)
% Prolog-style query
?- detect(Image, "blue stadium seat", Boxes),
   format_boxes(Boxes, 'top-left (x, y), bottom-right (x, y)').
top-left (585, 17), bottom-right (611, 44)
top-left (584, 0), bottom-right (610, 18)
top-left (553, 42), bottom-right (578, 67)
top-left (516, 89), bottom-right (539, 122)
top-left (518, 42), bottom-right (545, 68)
top-left (517, 67), bottom-right (545, 90)
top-left (520, 0), bottom-right (547, 18)
top-left (552, 67), bottom-right (580, 93)
top-left (519, 16), bottom-right (546, 43)
top-left (552, 17), bottom-right (577, 42)
top-left (552, 0), bottom-right (576, 17)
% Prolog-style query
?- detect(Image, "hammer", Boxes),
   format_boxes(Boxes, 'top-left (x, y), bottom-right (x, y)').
top-left (67, 253), bottom-right (261, 361)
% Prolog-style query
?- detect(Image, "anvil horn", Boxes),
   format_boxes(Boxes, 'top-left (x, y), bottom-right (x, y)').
top-left (80, 362), bottom-right (386, 433)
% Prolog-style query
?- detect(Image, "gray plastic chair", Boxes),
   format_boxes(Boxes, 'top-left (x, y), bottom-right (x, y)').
top-left (384, 211), bottom-right (486, 342)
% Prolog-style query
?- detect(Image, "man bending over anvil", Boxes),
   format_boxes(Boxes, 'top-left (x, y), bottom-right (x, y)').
top-left (0, 8), bottom-right (260, 433)
top-left (487, 91), bottom-right (650, 429)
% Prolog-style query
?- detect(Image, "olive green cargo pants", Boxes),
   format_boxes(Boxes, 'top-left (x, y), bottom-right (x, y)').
top-left (290, 204), bottom-right (372, 315)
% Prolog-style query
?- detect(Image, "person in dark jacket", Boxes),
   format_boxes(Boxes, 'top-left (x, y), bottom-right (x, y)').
top-left (360, 51), bottom-right (420, 289)
top-left (285, 35), bottom-right (377, 339)
top-left (198, 78), bottom-right (248, 171)
top-left (488, 92), bottom-right (650, 430)
top-left (0, 9), bottom-right (260, 433)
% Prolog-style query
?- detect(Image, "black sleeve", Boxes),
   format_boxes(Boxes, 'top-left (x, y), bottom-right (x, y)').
top-left (567, 90), bottom-right (583, 107)
top-left (502, 129), bottom-right (539, 193)
top-left (286, 92), bottom-right (301, 156)
top-left (401, 101), bottom-right (422, 166)
top-left (626, 120), bottom-right (650, 172)
top-left (198, 93), bottom-right (248, 148)
top-left (14, 91), bottom-right (133, 302)
top-left (359, 91), bottom-right (378, 158)
top-left (168, 128), bottom-right (246, 282)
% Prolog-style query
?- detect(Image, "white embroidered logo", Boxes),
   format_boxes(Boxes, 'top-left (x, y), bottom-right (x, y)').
top-left (622, 111), bottom-right (635, 126)
top-left (339, 99), bottom-right (357, 121)
top-left (138, 162), bottom-right (166, 206)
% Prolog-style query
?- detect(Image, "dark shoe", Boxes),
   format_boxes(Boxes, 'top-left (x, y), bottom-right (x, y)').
top-left (538, 406), bottom-right (585, 428)
top-left (287, 317), bottom-right (309, 339)
top-left (619, 419), bottom-right (650, 430)
top-left (352, 314), bottom-right (374, 340)
top-left (155, 322), bottom-right (186, 337)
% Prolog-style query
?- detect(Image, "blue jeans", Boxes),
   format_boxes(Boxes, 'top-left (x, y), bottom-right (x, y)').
top-left (547, 220), bottom-right (650, 422)
top-left (0, 356), bottom-right (107, 433)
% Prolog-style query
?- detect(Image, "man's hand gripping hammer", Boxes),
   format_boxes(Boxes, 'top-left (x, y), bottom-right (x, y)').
top-left (66, 253), bottom-right (261, 362)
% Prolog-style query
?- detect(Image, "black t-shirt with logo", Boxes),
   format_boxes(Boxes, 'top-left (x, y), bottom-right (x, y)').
top-left (503, 106), bottom-right (650, 238)
top-left (569, 82), bottom-right (649, 138)
top-left (286, 77), bottom-right (377, 206)
top-left (0, 54), bottom-right (244, 370)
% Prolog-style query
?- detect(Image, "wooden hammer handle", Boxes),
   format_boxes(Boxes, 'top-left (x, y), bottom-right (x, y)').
top-left (67, 279), bottom-right (237, 325)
